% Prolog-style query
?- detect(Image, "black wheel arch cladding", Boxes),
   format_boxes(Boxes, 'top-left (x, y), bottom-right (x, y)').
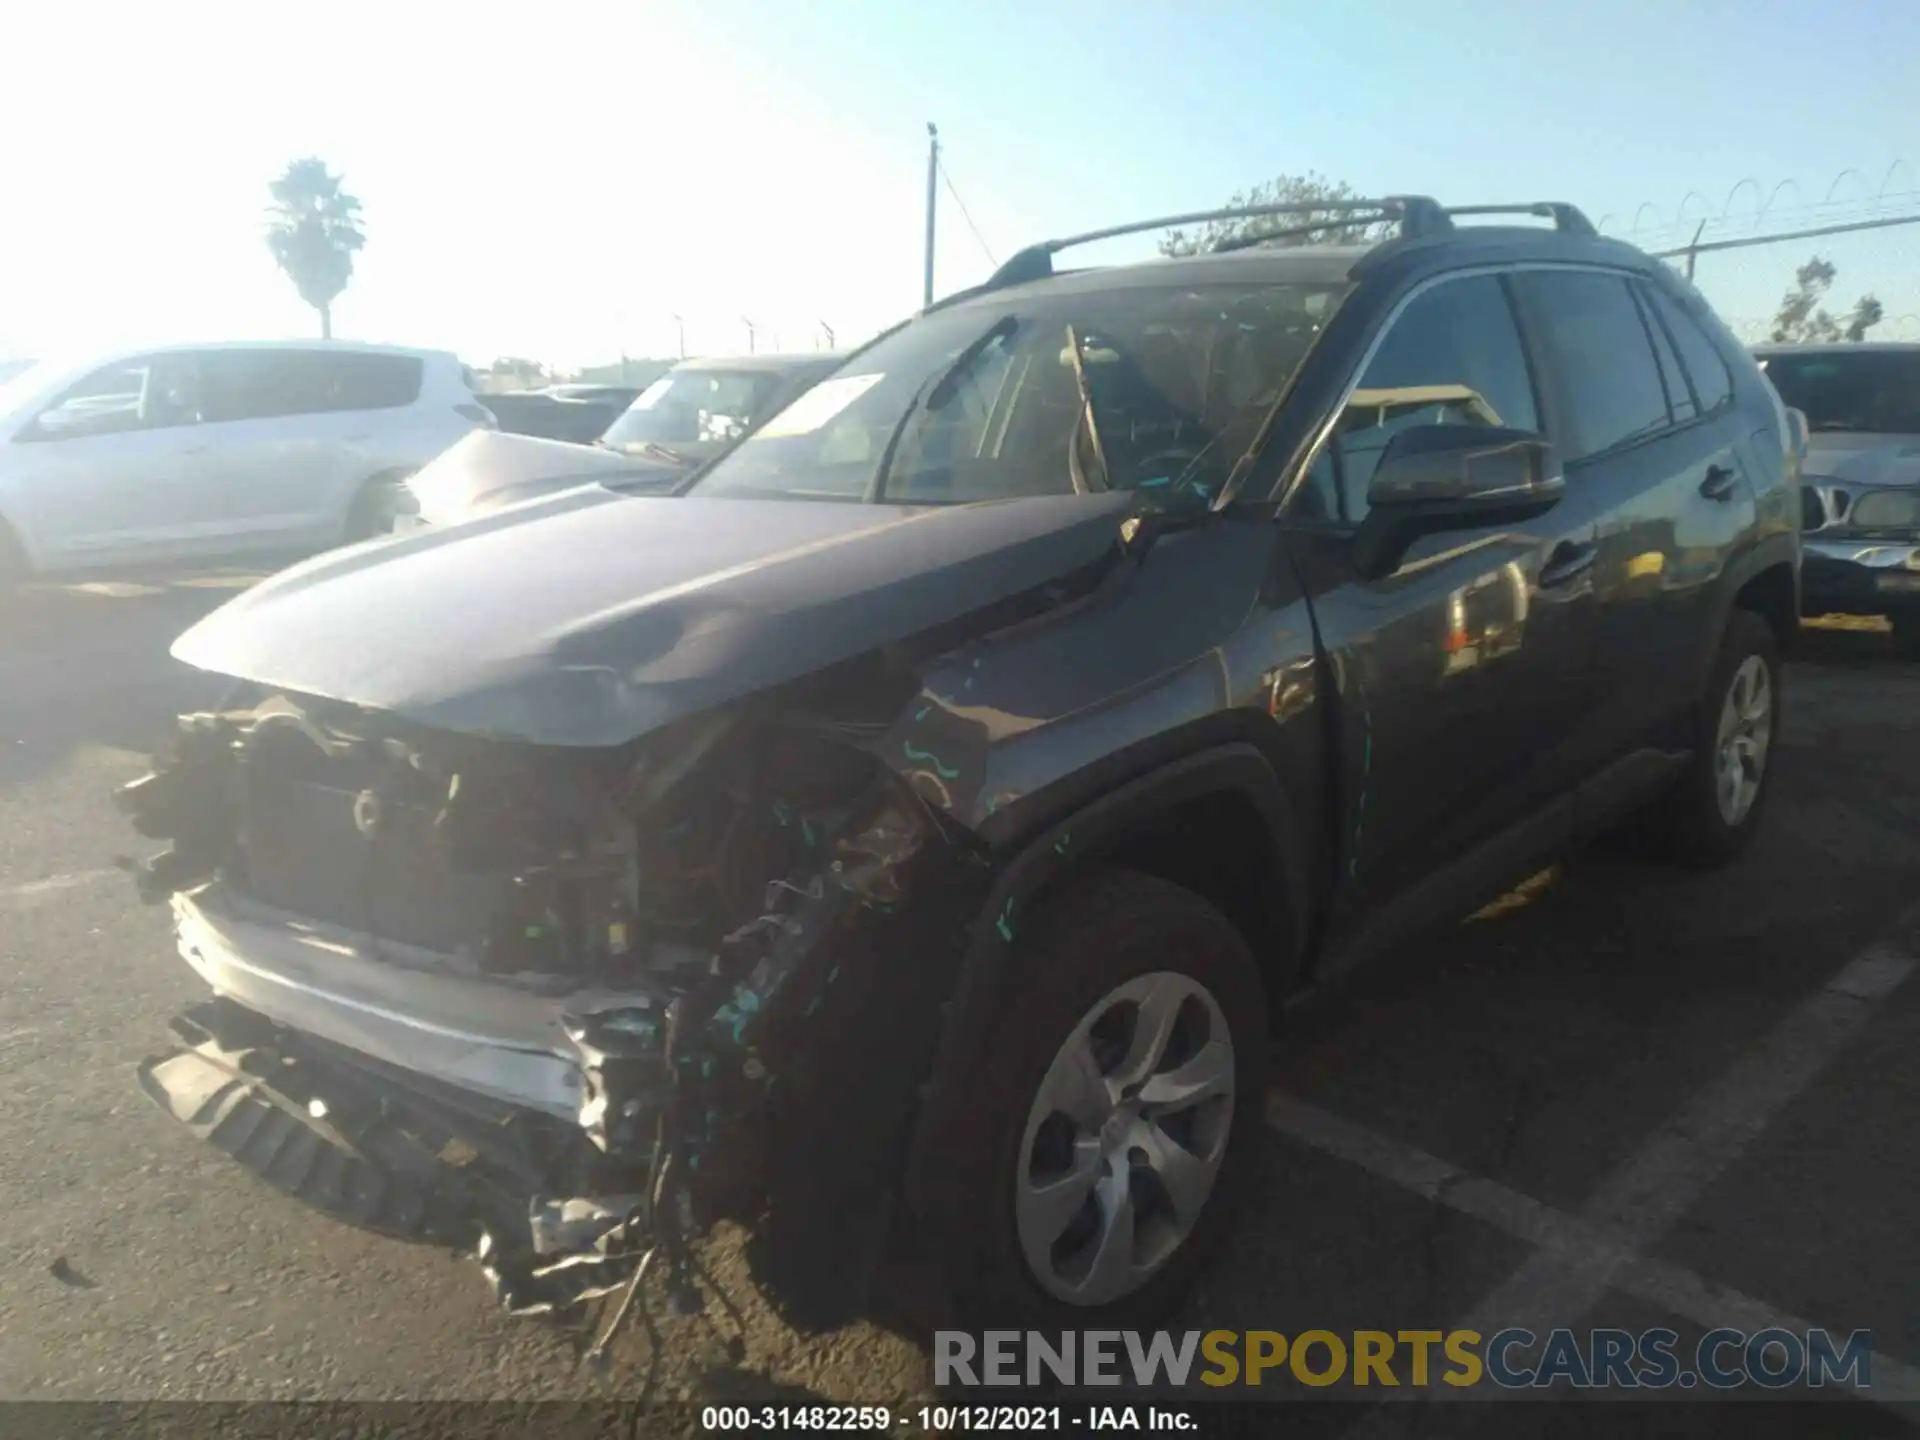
top-left (901, 741), bottom-right (1306, 1242)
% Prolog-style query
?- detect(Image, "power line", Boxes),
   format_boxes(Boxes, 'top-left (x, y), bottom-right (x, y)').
top-left (937, 157), bottom-right (997, 267)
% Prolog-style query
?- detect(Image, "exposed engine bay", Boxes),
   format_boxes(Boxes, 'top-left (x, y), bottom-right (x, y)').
top-left (118, 651), bottom-right (994, 1355)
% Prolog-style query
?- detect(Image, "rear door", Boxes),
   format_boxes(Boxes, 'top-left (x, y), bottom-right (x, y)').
top-left (192, 350), bottom-right (423, 552)
top-left (1511, 269), bottom-right (1759, 785)
top-left (1286, 270), bottom-right (1606, 933)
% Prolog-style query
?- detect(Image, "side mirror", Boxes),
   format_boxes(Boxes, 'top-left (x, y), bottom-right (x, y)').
top-left (1353, 424), bottom-right (1562, 577)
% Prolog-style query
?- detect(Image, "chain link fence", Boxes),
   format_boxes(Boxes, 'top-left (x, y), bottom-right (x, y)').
top-left (1603, 181), bottom-right (1920, 344)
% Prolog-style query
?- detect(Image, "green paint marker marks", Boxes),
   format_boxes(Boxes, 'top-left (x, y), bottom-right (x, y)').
top-left (903, 742), bottom-right (961, 780)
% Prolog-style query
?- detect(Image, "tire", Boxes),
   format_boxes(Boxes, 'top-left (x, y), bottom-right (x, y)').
top-left (1892, 614), bottom-right (1920, 662)
top-left (343, 472), bottom-right (413, 543)
top-left (1660, 609), bottom-right (1782, 869)
top-left (929, 868), bottom-right (1270, 1331)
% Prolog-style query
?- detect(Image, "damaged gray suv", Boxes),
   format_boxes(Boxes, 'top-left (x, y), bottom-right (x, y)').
top-left (121, 196), bottom-right (1800, 1344)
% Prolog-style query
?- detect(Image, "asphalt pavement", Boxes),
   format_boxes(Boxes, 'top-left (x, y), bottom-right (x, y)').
top-left (1, 577), bottom-right (1916, 1437)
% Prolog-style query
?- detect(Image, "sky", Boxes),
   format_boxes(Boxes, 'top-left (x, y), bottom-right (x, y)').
top-left (3, 0), bottom-right (1916, 371)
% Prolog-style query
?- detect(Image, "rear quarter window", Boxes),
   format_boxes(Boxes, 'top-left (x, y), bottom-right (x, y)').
top-left (1644, 285), bottom-right (1735, 414)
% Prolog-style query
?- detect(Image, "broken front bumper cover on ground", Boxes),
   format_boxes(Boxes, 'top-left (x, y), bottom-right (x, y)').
top-left (140, 883), bottom-right (703, 1315)
top-left (139, 992), bottom-right (669, 1317)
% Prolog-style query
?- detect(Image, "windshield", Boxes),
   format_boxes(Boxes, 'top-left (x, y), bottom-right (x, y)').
top-left (1759, 349), bottom-right (1920, 436)
top-left (686, 280), bottom-right (1346, 504)
top-left (601, 368), bottom-right (777, 451)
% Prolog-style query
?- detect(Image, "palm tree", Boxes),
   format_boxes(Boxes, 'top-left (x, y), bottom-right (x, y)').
top-left (264, 158), bottom-right (366, 339)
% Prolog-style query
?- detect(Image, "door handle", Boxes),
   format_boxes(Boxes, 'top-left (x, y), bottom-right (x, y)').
top-left (1539, 540), bottom-right (1597, 588)
top-left (1700, 463), bottom-right (1739, 501)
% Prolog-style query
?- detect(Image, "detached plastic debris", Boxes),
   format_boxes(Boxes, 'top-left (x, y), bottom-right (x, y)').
top-left (477, 1196), bottom-right (651, 1318)
top-left (529, 1194), bottom-right (648, 1256)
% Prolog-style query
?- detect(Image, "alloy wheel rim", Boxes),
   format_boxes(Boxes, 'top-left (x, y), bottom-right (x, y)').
top-left (1014, 970), bottom-right (1236, 1306)
top-left (1713, 654), bottom-right (1773, 826)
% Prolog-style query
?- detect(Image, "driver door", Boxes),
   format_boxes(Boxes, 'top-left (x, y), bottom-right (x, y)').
top-left (1283, 272), bottom-right (1606, 954)
top-left (6, 354), bottom-right (212, 568)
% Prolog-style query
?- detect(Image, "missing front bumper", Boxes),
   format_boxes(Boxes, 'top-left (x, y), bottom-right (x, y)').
top-left (137, 995), bottom-right (662, 1314)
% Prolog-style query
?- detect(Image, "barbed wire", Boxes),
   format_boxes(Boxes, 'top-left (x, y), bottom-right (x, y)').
top-left (1598, 163), bottom-right (1919, 246)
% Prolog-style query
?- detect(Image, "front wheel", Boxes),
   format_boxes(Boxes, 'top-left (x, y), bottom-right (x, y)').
top-left (1661, 610), bottom-right (1781, 869)
top-left (930, 869), bottom-right (1269, 1330)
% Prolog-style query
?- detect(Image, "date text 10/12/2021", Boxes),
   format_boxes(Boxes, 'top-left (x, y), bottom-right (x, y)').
top-left (700, 1405), bottom-right (1197, 1431)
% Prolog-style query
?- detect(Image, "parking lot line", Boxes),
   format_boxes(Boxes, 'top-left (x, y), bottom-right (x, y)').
top-left (1266, 900), bottom-right (1920, 1429)
top-left (1267, 1093), bottom-right (1920, 1413)
top-left (0, 868), bottom-right (119, 907)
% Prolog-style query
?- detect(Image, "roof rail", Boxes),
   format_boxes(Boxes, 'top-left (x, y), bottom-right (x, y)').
top-left (982, 195), bottom-right (1453, 290)
top-left (1444, 202), bottom-right (1597, 238)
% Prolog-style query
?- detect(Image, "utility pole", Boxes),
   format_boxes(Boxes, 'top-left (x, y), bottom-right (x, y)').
top-left (1683, 219), bottom-right (1706, 282)
top-left (671, 313), bottom-right (685, 359)
top-left (923, 122), bottom-right (939, 309)
top-left (819, 320), bottom-right (835, 350)
top-left (742, 316), bottom-right (756, 354)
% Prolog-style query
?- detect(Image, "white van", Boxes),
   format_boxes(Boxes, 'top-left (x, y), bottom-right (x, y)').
top-left (0, 341), bottom-right (493, 580)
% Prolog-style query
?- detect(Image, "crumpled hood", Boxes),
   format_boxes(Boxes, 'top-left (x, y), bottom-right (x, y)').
top-left (408, 429), bottom-right (681, 526)
top-left (172, 487), bottom-right (1139, 747)
top-left (1802, 434), bottom-right (1920, 488)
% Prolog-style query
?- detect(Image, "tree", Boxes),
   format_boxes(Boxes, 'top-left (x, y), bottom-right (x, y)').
top-left (1769, 254), bottom-right (1882, 344)
top-left (264, 158), bottom-right (366, 339)
top-left (488, 357), bottom-right (550, 388)
top-left (1160, 172), bottom-right (1387, 256)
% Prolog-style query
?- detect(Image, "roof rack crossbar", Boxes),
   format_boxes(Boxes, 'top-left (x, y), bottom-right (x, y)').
top-left (983, 194), bottom-right (1451, 290)
top-left (1444, 202), bottom-right (1597, 238)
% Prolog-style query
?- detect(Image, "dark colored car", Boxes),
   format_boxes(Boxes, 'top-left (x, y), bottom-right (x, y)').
top-left (1755, 342), bottom-right (1920, 657)
top-left (119, 195), bottom-right (1798, 1342)
top-left (402, 354), bottom-right (846, 527)
top-left (479, 388), bottom-right (635, 445)
top-left (598, 352), bottom-right (845, 465)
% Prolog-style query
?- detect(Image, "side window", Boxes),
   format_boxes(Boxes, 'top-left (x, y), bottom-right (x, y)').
top-left (1633, 286), bottom-right (1696, 424)
top-left (201, 351), bottom-right (425, 423)
top-left (327, 353), bottom-right (424, 411)
top-left (201, 352), bottom-right (315, 423)
top-left (1320, 275), bottom-right (1539, 522)
top-left (1644, 285), bottom-right (1735, 414)
top-left (1514, 272), bottom-right (1671, 461)
top-left (24, 360), bottom-right (154, 439)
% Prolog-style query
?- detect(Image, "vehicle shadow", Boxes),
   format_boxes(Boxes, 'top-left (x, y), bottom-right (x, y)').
top-left (0, 571), bottom-right (259, 792)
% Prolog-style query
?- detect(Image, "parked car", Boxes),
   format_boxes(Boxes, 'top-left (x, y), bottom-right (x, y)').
top-left (543, 384), bottom-right (645, 407)
top-left (1755, 342), bottom-right (1920, 656)
top-left (479, 386), bottom-right (638, 445)
top-left (600, 353), bottom-right (843, 460)
top-left (120, 196), bottom-right (1797, 1340)
top-left (404, 353), bottom-right (847, 527)
top-left (0, 342), bottom-right (492, 582)
top-left (395, 428), bottom-right (688, 530)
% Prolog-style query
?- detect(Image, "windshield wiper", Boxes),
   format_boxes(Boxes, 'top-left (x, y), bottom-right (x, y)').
top-left (1062, 324), bottom-right (1109, 495)
top-left (868, 315), bottom-right (1019, 502)
top-left (637, 441), bottom-right (689, 464)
